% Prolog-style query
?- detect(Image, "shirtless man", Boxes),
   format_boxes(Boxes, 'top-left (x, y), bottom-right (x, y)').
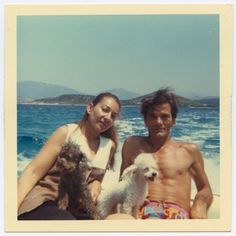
top-left (120, 88), bottom-right (213, 219)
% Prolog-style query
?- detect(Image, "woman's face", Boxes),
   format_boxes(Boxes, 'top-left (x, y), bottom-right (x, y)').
top-left (87, 97), bottom-right (120, 133)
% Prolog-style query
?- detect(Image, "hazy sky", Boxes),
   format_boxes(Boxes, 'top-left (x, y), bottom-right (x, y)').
top-left (17, 14), bottom-right (219, 97)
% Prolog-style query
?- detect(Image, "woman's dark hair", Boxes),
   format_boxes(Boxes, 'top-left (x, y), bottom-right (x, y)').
top-left (78, 92), bottom-right (121, 169)
top-left (140, 88), bottom-right (179, 119)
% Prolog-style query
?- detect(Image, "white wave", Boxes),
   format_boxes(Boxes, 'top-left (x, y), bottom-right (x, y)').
top-left (17, 152), bottom-right (31, 176)
top-left (205, 158), bottom-right (220, 194)
top-left (116, 120), bottom-right (139, 133)
top-left (174, 135), bottom-right (194, 142)
top-left (204, 143), bottom-right (220, 149)
top-left (191, 158), bottom-right (220, 195)
top-left (174, 133), bottom-right (219, 149)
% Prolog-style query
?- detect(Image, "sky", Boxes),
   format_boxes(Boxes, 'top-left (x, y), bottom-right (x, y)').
top-left (17, 14), bottom-right (219, 98)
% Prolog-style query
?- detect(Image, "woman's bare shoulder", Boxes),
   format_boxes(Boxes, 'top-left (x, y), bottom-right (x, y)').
top-left (54, 125), bottom-right (69, 137)
top-left (47, 125), bottom-right (69, 145)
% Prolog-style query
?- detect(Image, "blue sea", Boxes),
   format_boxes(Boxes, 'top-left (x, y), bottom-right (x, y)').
top-left (17, 104), bottom-right (220, 197)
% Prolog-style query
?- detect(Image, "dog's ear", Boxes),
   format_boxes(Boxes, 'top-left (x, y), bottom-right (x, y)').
top-left (120, 165), bottom-right (137, 180)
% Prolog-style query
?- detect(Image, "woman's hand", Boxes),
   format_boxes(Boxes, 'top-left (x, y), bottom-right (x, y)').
top-left (87, 180), bottom-right (102, 203)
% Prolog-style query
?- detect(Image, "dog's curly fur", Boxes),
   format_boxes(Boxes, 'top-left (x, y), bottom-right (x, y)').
top-left (97, 153), bottom-right (158, 219)
top-left (57, 140), bottom-right (100, 220)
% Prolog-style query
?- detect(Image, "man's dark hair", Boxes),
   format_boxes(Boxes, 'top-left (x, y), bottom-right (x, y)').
top-left (140, 88), bottom-right (179, 119)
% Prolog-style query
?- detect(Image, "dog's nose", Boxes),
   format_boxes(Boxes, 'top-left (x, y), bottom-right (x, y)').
top-left (152, 172), bottom-right (157, 177)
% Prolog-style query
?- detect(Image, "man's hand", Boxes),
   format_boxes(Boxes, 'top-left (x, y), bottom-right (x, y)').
top-left (87, 180), bottom-right (101, 203)
top-left (190, 200), bottom-right (208, 219)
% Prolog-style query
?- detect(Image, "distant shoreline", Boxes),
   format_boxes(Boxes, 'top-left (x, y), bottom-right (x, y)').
top-left (17, 102), bottom-right (218, 108)
top-left (17, 102), bottom-right (141, 107)
top-left (17, 102), bottom-right (87, 106)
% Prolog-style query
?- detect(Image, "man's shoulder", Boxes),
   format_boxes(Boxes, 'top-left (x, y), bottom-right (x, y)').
top-left (174, 140), bottom-right (200, 153)
top-left (124, 135), bottom-right (146, 145)
top-left (123, 136), bottom-right (147, 154)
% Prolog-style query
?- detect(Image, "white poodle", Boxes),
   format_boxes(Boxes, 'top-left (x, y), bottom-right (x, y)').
top-left (97, 153), bottom-right (158, 219)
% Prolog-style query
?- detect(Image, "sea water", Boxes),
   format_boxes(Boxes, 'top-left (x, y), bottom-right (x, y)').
top-left (17, 104), bottom-right (220, 217)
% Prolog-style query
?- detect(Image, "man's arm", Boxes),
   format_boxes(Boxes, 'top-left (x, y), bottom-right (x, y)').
top-left (188, 144), bottom-right (213, 219)
top-left (120, 137), bottom-right (136, 177)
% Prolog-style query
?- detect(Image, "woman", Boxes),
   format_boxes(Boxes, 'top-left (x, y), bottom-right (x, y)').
top-left (17, 92), bottom-right (121, 220)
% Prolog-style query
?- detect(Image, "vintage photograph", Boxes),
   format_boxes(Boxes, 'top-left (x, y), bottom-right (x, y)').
top-left (4, 4), bottom-right (232, 232)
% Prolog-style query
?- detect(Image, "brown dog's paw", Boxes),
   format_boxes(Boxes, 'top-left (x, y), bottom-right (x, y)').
top-left (93, 213), bottom-right (102, 220)
top-left (58, 197), bottom-right (69, 210)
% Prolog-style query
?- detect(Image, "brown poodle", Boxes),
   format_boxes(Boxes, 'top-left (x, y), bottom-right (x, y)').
top-left (57, 140), bottom-right (100, 220)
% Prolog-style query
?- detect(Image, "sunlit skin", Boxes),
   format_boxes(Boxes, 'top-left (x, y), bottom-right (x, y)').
top-left (87, 97), bottom-right (120, 135)
top-left (83, 97), bottom-right (120, 157)
top-left (144, 103), bottom-right (175, 142)
top-left (118, 102), bottom-right (213, 219)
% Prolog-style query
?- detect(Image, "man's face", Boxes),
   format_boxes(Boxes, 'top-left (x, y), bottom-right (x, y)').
top-left (144, 102), bottom-right (175, 139)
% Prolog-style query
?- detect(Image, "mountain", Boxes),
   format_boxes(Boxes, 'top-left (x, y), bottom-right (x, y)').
top-left (17, 81), bottom-right (82, 100)
top-left (106, 88), bottom-right (141, 100)
top-left (29, 92), bottom-right (217, 108)
top-left (120, 92), bottom-right (205, 107)
top-left (194, 97), bottom-right (219, 107)
top-left (34, 94), bottom-right (95, 105)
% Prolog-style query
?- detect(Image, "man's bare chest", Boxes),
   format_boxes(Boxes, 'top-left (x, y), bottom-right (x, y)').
top-left (153, 148), bottom-right (193, 178)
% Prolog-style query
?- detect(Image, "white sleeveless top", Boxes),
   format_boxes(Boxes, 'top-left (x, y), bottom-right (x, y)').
top-left (66, 123), bottom-right (113, 170)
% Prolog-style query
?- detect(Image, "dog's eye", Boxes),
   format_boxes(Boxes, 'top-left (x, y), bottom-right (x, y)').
top-left (143, 167), bottom-right (149, 172)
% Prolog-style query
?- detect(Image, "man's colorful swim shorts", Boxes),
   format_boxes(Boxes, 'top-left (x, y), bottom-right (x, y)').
top-left (139, 200), bottom-right (189, 219)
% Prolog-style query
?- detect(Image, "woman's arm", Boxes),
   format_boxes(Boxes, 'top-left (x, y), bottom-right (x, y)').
top-left (120, 137), bottom-right (136, 177)
top-left (18, 125), bottom-right (68, 210)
